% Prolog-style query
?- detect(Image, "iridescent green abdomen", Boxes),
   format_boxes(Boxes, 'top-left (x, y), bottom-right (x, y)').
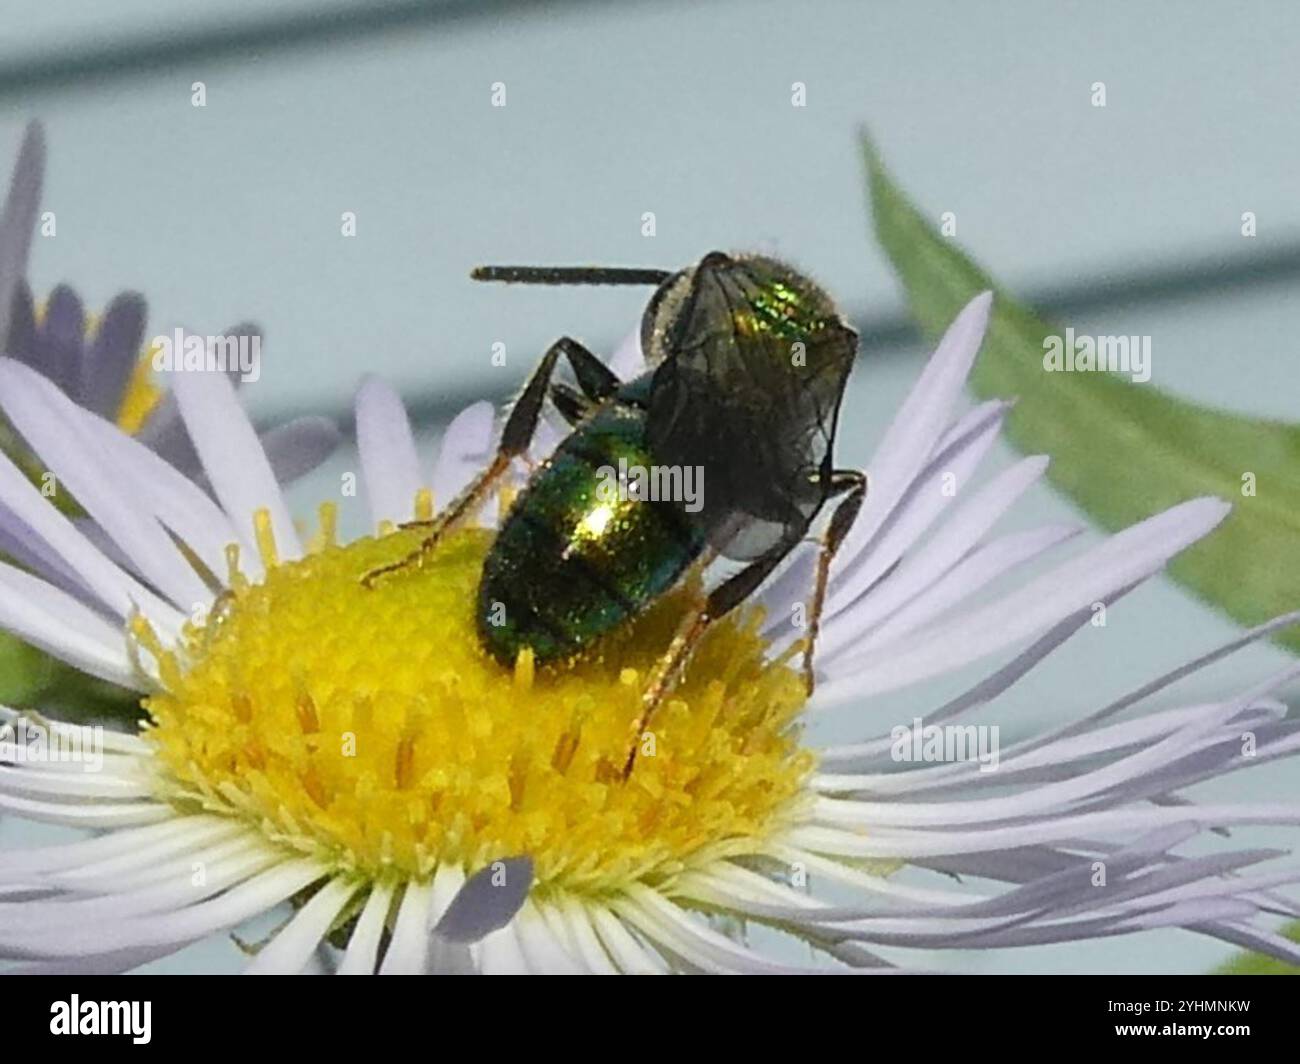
top-left (477, 385), bottom-right (707, 665)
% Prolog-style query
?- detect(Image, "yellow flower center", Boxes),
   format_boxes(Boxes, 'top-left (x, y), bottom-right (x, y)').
top-left (143, 515), bottom-right (813, 896)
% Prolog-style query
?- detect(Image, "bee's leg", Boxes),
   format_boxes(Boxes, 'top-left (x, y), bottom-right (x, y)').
top-left (799, 469), bottom-right (868, 694)
top-left (362, 337), bottom-right (621, 588)
top-left (555, 336), bottom-right (620, 401)
top-left (621, 545), bottom-right (790, 780)
top-left (620, 595), bottom-right (708, 780)
top-left (546, 337), bottom-right (622, 426)
top-left (549, 382), bottom-right (592, 426)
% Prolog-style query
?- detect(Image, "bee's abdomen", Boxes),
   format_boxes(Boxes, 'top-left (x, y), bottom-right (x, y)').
top-left (477, 408), bottom-right (705, 665)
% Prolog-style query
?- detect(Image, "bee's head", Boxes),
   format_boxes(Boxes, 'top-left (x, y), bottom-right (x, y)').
top-left (640, 250), bottom-right (848, 364)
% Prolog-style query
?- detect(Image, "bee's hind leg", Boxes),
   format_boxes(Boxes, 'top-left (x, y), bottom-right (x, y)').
top-left (799, 469), bottom-right (868, 695)
top-left (621, 545), bottom-right (789, 780)
top-left (620, 470), bottom-right (868, 778)
top-left (361, 336), bottom-right (620, 589)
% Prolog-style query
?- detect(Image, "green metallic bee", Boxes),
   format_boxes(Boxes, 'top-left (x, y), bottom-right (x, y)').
top-left (366, 251), bottom-right (866, 776)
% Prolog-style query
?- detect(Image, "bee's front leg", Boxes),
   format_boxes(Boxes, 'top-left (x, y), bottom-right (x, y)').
top-left (361, 336), bottom-right (623, 589)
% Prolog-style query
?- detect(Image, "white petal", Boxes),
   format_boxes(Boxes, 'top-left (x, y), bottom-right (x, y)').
top-left (77, 397), bottom-right (255, 583)
top-left (475, 919), bottom-right (531, 974)
top-left (432, 401), bottom-right (495, 514)
top-left (245, 877), bottom-right (360, 975)
top-left (786, 803), bottom-right (1300, 859)
top-left (765, 842), bottom-right (977, 906)
top-left (838, 524), bottom-right (1080, 660)
top-left (832, 292), bottom-right (992, 579)
top-left (812, 689), bottom-right (1270, 827)
top-left (0, 815), bottom-right (221, 879)
top-left (22, 859), bottom-right (326, 959)
top-left (757, 541), bottom-right (818, 650)
top-left (0, 561), bottom-right (137, 686)
top-left (425, 865), bottom-right (476, 974)
top-left (514, 901), bottom-right (587, 973)
top-left (337, 882), bottom-right (395, 976)
top-left (0, 842), bottom-right (281, 933)
top-left (0, 766), bottom-right (151, 800)
top-left (613, 885), bottom-right (812, 974)
top-left (0, 445), bottom-right (182, 635)
top-left (588, 905), bottom-right (668, 974)
top-left (815, 497), bottom-right (1230, 705)
top-left (812, 699), bottom-right (1249, 796)
top-left (356, 376), bottom-right (422, 528)
top-left (0, 792), bottom-right (171, 828)
top-left (378, 879), bottom-right (434, 974)
top-left (554, 897), bottom-right (620, 975)
top-left (825, 399), bottom-right (1007, 620)
top-left (46, 828), bottom-right (261, 895)
top-left (170, 363), bottom-right (302, 561)
top-left (820, 454), bottom-right (1050, 659)
top-left (818, 603), bottom-right (1105, 763)
top-left (0, 360), bottom-right (211, 609)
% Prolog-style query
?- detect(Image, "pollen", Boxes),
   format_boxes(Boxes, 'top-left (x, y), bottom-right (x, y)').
top-left (143, 519), bottom-right (813, 895)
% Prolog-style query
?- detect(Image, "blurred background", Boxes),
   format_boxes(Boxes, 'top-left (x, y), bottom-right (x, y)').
top-left (1, 0), bottom-right (1297, 973)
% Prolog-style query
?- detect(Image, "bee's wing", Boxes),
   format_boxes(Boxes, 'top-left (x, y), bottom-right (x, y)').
top-left (647, 300), bottom-right (857, 562)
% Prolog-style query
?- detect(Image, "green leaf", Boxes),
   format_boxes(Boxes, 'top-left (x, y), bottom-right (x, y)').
top-left (0, 630), bottom-right (55, 704)
top-left (863, 135), bottom-right (1300, 654)
top-left (0, 629), bottom-right (141, 725)
top-left (0, 545), bottom-right (139, 724)
top-left (1215, 921), bottom-right (1300, 975)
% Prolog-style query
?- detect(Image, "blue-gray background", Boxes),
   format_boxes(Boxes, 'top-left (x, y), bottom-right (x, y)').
top-left (1, 0), bottom-right (1297, 973)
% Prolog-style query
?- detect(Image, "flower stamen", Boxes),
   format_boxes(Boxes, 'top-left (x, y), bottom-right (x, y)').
top-left (143, 512), bottom-right (813, 894)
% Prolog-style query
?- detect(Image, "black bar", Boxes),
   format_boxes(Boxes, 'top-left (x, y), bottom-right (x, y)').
top-left (0, 973), bottom-right (1293, 1048)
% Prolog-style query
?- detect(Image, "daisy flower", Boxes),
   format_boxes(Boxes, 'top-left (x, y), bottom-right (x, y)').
top-left (1, 294), bottom-right (1299, 975)
top-left (0, 121), bottom-right (338, 491)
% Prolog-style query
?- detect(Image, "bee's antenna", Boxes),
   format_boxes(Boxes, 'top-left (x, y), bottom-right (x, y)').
top-left (470, 264), bottom-right (672, 286)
